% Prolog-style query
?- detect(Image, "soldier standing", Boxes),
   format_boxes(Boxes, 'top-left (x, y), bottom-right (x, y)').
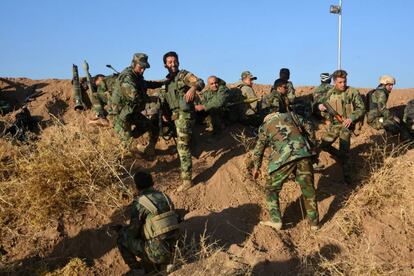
top-left (117, 171), bottom-right (180, 275)
top-left (251, 111), bottom-right (319, 230)
top-left (312, 73), bottom-right (333, 111)
top-left (263, 78), bottom-right (291, 115)
top-left (111, 53), bottom-right (166, 155)
top-left (367, 75), bottom-right (413, 140)
top-left (194, 76), bottom-right (228, 135)
top-left (318, 70), bottom-right (365, 185)
top-left (159, 51), bottom-right (205, 191)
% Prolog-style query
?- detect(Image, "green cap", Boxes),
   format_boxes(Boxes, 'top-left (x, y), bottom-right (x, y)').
top-left (132, 53), bottom-right (150, 69)
top-left (241, 71), bottom-right (257, 80)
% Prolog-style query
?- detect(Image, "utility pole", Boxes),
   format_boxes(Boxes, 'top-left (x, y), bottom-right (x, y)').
top-left (330, 0), bottom-right (343, 69)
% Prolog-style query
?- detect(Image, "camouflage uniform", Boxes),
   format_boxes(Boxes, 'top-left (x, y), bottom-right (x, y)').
top-left (117, 187), bottom-right (179, 272)
top-left (159, 70), bottom-right (204, 181)
top-left (89, 75), bottom-right (118, 117)
top-left (252, 112), bottom-right (319, 226)
top-left (234, 81), bottom-right (258, 115)
top-left (286, 81), bottom-right (296, 104)
top-left (197, 79), bottom-right (228, 133)
top-left (263, 89), bottom-right (291, 114)
top-left (319, 86), bottom-right (365, 183)
top-left (313, 83), bottom-right (333, 108)
top-left (111, 66), bottom-right (164, 142)
top-left (367, 86), bottom-right (412, 140)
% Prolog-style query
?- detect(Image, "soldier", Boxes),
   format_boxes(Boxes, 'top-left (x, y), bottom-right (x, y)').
top-left (313, 73), bottom-right (333, 110)
top-left (111, 53), bottom-right (166, 155)
top-left (367, 75), bottom-right (413, 140)
top-left (263, 78), bottom-right (291, 115)
top-left (159, 51), bottom-right (205, 191)
top-left (117, 171), bottom-right (180, 275)
top-left (88, 73), bottom-right (118, 126)
top-left (251, 111), bottom-right (319, 231)
top-left (276, 68), bottom-right (295, 104)
top-left (318, 70), bottom-right (365, 185)
top-left (233, 71), bottom-right (260, 126)
top-left (403, 99), bottom-right (414, 137)
top-left (194, 76), bottom-right (227, 134)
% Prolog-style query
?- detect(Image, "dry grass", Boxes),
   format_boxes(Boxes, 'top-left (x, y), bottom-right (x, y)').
top-left (319, 139), bottom-right (414, 275)
top-left (0, 119), bottom-right (133, 244)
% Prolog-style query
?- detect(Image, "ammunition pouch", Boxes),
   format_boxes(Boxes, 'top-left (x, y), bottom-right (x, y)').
top-left (138, 195), bottom-right (179, 240)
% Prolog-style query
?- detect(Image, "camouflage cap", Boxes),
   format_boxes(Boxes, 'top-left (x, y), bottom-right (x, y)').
top-left (241, 71), bottom-right (257, 80)
top-left (132, 53), bottom-right (150, 69)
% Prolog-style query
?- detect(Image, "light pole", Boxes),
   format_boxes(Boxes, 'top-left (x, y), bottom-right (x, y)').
top-left (330, 0), bottom-right (342, 69)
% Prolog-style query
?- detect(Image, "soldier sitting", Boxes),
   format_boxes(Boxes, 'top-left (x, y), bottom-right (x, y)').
top-left (250, 111), bottom-right (320, 231)
top-left (194, 76), bottom-right (227, 135)
top-left (117, 171), bottom-right (180, 275)
top-left (367, 75), bottom-right (413, 141)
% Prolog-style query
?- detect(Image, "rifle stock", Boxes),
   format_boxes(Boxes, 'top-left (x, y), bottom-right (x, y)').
top-left (323, 102), bottom-right (344, 123)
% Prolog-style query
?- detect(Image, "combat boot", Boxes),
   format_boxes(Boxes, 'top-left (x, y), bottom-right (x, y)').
top-left (177, 179), bottom-right (192, 192)
top-left (259, 220), bottom-right (283, 230)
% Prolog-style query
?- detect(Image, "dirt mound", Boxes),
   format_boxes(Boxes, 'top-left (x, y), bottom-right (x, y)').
top-left (1, 78), bottom-right (414, 275)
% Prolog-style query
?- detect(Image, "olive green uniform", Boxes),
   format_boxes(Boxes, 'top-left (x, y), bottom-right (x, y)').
top-left (252, 112), bottom-right (319, 226)
top-left (111, 67), bottom-right (164, 142)
top-left (159, 70), bottom-right (204, 181)
top-left (319, 86), bottom-right (365, 183)
top-left (117, 187), bottom-right (179, 272)
top-left (89, 75), bottom-right (117, 117)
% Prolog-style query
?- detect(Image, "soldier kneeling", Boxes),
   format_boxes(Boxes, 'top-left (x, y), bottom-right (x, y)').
top-left (117, 172), bottom-right (180, 275)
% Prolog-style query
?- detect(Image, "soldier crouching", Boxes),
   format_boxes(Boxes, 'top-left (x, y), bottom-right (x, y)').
top-left (117, 172), bottom-right (180, 275)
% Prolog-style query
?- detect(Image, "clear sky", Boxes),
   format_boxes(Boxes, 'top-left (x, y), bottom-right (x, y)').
top-left (1, 0), bottom-right (413, 88)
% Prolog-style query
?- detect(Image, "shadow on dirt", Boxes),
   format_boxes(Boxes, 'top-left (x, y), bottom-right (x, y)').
top-left (2, 207), bottom-right (129, 275)
top-left (181, 203), bottom-right (261, 249)
top-left (251, 243), bottom-right (341, 275)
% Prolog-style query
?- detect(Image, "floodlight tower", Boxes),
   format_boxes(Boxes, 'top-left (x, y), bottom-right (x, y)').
top-left (330, 0), bottom-right (342, 69)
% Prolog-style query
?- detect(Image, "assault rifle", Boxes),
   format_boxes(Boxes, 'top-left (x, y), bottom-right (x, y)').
top-left (323, 102), bottom-right (344, 123)
top-left (226, 97), bottom-right (259, 107)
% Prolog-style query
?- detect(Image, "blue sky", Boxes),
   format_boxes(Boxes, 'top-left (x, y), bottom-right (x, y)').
top-left (1, 0), bottom-right (413, 88)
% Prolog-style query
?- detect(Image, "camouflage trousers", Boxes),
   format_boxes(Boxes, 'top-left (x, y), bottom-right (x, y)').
top-left (266, 158), bottom-right (319, 225)
top-left (88, 90), bottom-right (111, 117)
top-left (197, 109), bottom-right (224, 134)
top-left (117, 229), bottom-right (175, 271)
top-left (113, 104), bottom-right (158, 144)
top-left (174, 111), bottom-right (194, 181)
top-left (320, 124), bottom-right (352, 182)
top-left (369, 117), bottom-right (413, 141)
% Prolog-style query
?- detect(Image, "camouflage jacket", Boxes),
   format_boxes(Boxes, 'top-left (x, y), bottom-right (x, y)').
top-left (125, 187), bottom-right (176, 241)
top-left (320, 86), bottom-right (365, 124)
top-left (234, 81), bottom-right (258, 114)
top-left (313, 83), bottom-right (333, 105)
top-left (286, 81), bottom-right (296, 104)
top-left (252, 112), bottom-right (315, 174)
top-left (111, 67), bottom-right (164, 112)
top-left (367, 86), bottom-right (391, 123)
top-left (160, 70), bottom-right (204, 114)
top-left (264, 90), bottom-right (290, 113)
top-left (97, 75), bottom-right (118, 96)
top-left (199, 83), bottom-right (228, 111)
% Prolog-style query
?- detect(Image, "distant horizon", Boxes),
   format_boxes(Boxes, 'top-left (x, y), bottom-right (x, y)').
top-left (1, 1), bottom-right (413, 88)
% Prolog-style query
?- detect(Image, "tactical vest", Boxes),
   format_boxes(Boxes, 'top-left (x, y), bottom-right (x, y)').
top-left (326, 88), bottom-right (355, 119)
top-left (162, 70), bottom-right (192, 112)
top-left (138, 194), bottom-right (179, 240)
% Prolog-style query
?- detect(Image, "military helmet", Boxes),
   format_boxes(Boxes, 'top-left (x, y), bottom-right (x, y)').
top-left (131, 53), bottom-right (150, 69)
top-left (379, 75), bottom-right (396, 85)
top-left (320, 73), bottom-right (331, 82)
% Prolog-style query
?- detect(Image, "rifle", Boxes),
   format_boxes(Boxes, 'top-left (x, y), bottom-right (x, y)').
top-left (289, 111), bottom-right (315, 152)
top-left (106, 64), bottom-right (120, 74)
top-left (226, 97), bottom-right (259, 107)
top-left (72, 64), bottom-right (84, 111)
top-left (323, 102), bottom-right (344, 123)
